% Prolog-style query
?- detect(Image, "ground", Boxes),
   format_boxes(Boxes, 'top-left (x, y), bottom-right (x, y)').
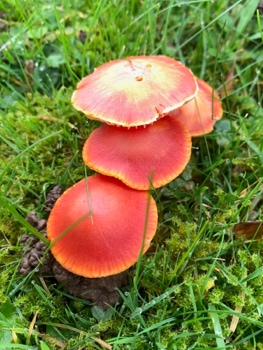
top-left (0, 1), bottom-right (263, 349)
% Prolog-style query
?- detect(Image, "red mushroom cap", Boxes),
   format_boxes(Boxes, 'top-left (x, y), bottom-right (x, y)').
top-left (71, 55), bottom-right (198, 127)
top-left (169, 78), bottom-right (223, 136)
top-left (46, 175), bottom-right (158, 278)
top-left (82, 115), bottom-right (192, 190)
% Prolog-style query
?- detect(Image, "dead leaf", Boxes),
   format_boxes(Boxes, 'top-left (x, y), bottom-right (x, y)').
top-left (233, 222), bottom-right (263, 240)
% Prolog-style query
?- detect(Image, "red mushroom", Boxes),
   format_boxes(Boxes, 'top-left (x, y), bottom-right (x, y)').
top-left (82, 115), bottom-right (192, 190)
top-left (169, 78), bottom-right (223, 136)
top-left (71, 55), bottom-right (198, 127)
top-left (46, 175), bottom-right (158, 278)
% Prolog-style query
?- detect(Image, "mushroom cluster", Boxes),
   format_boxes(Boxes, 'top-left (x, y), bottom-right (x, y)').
top-left (46, 55), bottom-right (222, 282)
top-left (72, 56), bottom-right (222, 190)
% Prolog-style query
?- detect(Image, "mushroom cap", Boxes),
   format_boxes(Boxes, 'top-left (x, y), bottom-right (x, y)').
top-left (71, 55), bottom-right (198, 127)
top-left (169, 77), bottom-right (223, 136)
top-left (82, 115), bottom-right (192, 190)
top-left (46, 175), bottom-right (158, 278)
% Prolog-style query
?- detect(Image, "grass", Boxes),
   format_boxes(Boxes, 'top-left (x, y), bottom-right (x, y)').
top-left (0, 0), bottom-right (263, 348)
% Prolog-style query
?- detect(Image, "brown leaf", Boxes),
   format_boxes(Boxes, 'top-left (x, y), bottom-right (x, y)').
top-left (233, 222), bottom-right (263, 240)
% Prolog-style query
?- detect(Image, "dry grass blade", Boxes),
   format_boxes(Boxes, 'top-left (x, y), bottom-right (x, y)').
top-left (26, 310), bottom-right (39, 344)
top-left (39, 277), bottom-right (52, 297)
top-left (41, 323), bottom-right (112, 349)
top-left (92, 337), bottom-right (112, 350)
top-left (38, 333), bottom-right (66, 349)
top-left (229, 271), bottom-right (247, 333)
top-left (38, 115), bottom-right (78, 130)
top-left (219, 62), bottom-right (236, 98)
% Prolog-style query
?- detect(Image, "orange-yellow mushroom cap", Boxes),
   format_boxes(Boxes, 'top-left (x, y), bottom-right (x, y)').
top-left (46, 175), bottom-right (158, 278)
top-left (82, 116), bottom-right (192, 190)
top-left (169, 78), bottom-right (223, 136)
top-left (71, 55), bottom-right (198, 127)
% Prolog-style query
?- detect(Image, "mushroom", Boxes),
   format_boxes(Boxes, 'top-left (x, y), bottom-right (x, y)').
top-left (82, 115), bottom-right (192, 190)
top-left (46, 174), bottom-right (158, 278)
top-left (71, 55), bottom-right (198, 127)
top-left (19, 193), bottom-right (129, 309)
top-left (169, 77), bottom-right (223, 136)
